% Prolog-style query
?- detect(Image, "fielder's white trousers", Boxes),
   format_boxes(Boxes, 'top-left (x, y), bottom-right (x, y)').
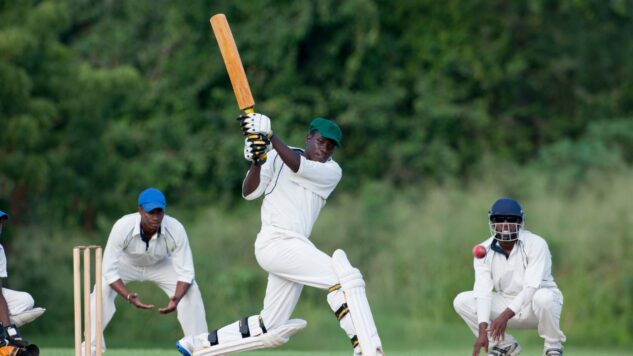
top-left (453, 289), bottom-right (566, 350)
top-left (2, 288), bottom-right (34, 315)
top-left (88, 258), bottom-right (208, 353)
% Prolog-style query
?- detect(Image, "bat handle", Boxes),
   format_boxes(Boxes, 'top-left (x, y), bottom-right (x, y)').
top-left (243, 107), bottom-right (254, 114)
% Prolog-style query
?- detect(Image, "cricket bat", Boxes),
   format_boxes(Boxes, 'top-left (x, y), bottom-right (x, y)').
top-left (210, 14), bottom-right (255, 113)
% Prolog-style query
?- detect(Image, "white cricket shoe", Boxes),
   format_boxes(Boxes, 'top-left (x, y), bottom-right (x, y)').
top-left (489, 341), bottom-right (522, 356)
top-left (544, 348), bottom-right (563, 356)
top-left (176, 334), bottom-right (211, 356)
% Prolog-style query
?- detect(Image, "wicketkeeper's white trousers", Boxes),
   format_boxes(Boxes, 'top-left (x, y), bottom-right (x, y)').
top-left (88, 257), bottom-right (208, 353)
top-left (2, 288), bottom-right (34, 315)
top-left (453, 289), bottom-right (566, 350)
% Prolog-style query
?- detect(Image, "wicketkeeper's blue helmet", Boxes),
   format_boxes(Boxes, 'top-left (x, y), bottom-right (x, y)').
top-left (488, 198), bottom-right (524, 241)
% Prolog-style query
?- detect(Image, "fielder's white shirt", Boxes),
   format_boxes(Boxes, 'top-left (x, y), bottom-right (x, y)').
top-left (473, 230), bottom-right (558, 324)
top-left (0, 245), bottom-right (6, 278)
top-left (102, 213), bottom-right (195, 285)
top-left (244, 149), bottom-right (342, 238)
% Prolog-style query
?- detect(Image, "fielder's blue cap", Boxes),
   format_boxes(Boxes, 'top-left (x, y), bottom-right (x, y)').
top-left (138, 188), bottom-right (166, 212)
top-left (0, 210), bottom-right (8, 221)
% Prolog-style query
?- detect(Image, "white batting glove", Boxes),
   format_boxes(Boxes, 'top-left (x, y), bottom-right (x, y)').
top-left (239, 113), bottom-right (273, 137)
top-left (244, 134), bottom-right (271, 165)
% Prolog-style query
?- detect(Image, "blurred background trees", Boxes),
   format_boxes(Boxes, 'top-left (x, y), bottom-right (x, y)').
top-left (1, 0), bottom-right (632, 350)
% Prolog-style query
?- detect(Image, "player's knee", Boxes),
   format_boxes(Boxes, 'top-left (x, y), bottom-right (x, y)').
top-left (532, 289), bottom-right (554, 310)
top-left (453, 291), bottom-right (473, 314)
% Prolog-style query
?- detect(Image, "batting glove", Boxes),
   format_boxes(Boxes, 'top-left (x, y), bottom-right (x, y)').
top-left (244, 134), bottom-right (271, 165)
top-left (238, 113), bottom-right (273, 137)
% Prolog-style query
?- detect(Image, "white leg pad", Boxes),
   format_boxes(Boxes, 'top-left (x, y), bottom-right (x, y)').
top-left (332, 249), bottom-right (383, 356)
top-left (193, 319), bottom-right (307, 356)
top-left (9, 307), bottom-right (46, 327)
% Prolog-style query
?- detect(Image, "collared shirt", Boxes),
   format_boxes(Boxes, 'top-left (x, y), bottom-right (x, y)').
top-left (473, 229), bottom-right (558, 324)
top-left (102, 212), bottom-right (195, 284)
top-left (244, 149), bottom-right (342, 238)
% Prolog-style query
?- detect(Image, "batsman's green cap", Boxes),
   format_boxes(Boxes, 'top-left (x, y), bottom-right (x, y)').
top-left (309, 117), bottom-right (342, 147)
top-left (138, 188), bottom-right (166, 212)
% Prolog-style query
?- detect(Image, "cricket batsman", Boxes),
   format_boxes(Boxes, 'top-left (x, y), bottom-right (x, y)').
top-left (177, 114), bottom-right (384, 355)
top-left (453, 198), bottom-right (566, 356)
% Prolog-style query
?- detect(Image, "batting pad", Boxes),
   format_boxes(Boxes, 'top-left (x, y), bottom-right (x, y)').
top-left (332, 249), bottom-right (383, 356)
top-left (10, 307), bottom-right (46, 327)
top-left (192, 319), bottom-right (307, 356)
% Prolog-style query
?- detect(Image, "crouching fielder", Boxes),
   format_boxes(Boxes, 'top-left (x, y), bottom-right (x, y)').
top-left (453, 198), bottom-right (566, 356)
top-left (177, 115), bottom-right (384, 356)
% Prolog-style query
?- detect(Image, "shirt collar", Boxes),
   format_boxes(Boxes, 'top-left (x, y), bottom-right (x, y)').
top-left (490, 229), bottom-right (525, 256)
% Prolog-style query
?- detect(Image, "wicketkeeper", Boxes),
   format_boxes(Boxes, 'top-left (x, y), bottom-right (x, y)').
top-left (85, 188), bottom-right (208, 355)
top-left (177, 115), bottom-right (384, 355)
top-left (0, 210), bottom-right (43, 356)
top-left (453, 198), bottom-right (566, 356)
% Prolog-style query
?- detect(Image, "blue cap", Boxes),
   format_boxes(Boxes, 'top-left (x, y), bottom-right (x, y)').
top-left (137, 188), bottom-right (166, 212)
top-left (0, 210), bottom-right (8, 221)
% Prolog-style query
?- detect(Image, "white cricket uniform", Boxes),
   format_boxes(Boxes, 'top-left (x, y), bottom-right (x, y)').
top-left (247, 149), bottom-right (342, 329)
top-left (453, 230), bottom-right (566, 350)
top-left (88, 212), bottom-right (207, 353)
top-left (0, 245), bottom-right (36, 315)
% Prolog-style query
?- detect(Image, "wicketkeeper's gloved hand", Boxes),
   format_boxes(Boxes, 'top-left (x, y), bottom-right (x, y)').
top-left (244, 134), bottom-right (271, 166)
top-left (1, 324), bottom-right (28, 348)
top-left (237, 113), bottom-right (273, 138)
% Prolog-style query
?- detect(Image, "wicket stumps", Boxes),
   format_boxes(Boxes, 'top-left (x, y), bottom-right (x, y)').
top-left (73, 245), bottom-right (103, 356)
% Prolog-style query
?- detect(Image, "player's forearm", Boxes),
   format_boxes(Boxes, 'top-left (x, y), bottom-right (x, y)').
top-left (270, 135), bottom-right (300, 172)
top-left (0, 293), bottom-right (10, 325)
top-left (173, 281), bottom-right (191, 302)
top-left (109, 279), bottom-right (131, 299)
top-left (242, 165), bottom-right (262, 196)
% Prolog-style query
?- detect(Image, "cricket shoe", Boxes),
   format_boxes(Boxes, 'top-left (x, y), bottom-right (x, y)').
top-left (176, 334), bottom-right (211, 356)
top-left (489, 341), bottom-right (522, 356)
top-left (544, 348), bottom-right (563, 356)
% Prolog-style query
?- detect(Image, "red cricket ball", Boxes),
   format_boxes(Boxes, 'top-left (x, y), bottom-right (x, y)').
top-left (472, 245), bottom-right (487, 259)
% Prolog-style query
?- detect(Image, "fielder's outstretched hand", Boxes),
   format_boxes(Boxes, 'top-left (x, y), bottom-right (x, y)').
top-left (158, 296), bottom-right (179, 314)
top-left (127, 293), bottom-right (155, 309)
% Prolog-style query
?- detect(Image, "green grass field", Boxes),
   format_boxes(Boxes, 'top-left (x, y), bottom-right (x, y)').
top-left (40, 349), bottom-right (633, 356)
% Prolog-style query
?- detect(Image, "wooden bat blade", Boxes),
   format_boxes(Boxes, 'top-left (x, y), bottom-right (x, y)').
top-left (210, 14), bottom-right (255, 111)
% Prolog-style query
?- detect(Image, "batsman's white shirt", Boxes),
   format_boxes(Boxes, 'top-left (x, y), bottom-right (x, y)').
top-left (244, 149), bottom-right (342, 238)
top-left (473, 230), bottom-right (558, 323)
top-left (102, 212), bottom-right (195, 284)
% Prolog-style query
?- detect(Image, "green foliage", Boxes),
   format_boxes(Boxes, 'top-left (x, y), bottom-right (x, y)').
top-left (2, 0), bottom-right (633, 226)
top-left (2, 0), bottom-right (633, 351)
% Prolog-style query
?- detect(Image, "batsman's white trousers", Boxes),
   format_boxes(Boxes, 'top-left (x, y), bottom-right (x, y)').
top-left (2, 288), bottom-right (34, 315)
top-left (254, 229), bottom-right (340, 330)
top-left (453, 289), bottom-right (566, 350)
top-left (88, 258), bottom-right (208, 353)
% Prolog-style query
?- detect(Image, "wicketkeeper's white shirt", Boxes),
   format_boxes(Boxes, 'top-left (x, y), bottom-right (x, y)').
top-left (244, 149), bottom-right (342, 238)
top-left (473, 230), bottom-right (558, 324)
top-left (101, 212), bottom-right (196, 285)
